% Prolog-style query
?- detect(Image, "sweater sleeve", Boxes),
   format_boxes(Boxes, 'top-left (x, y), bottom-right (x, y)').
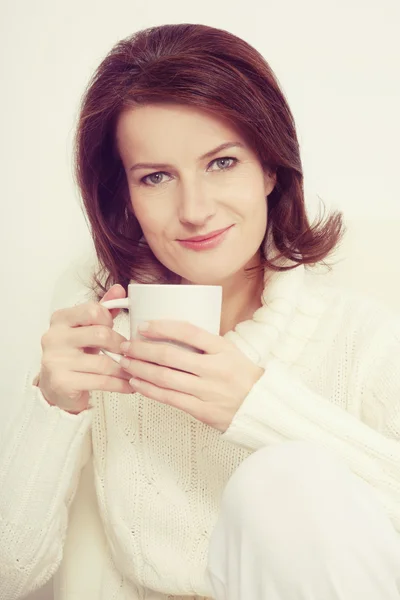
top-left (0, 262), bottom-right (96, 600)
top-left (221, 317), bottom-right (400, 534)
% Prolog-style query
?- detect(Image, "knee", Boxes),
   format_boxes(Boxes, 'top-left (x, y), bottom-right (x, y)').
top-left (223, 441), bottom-right (348, 503)
top-left (210, 442), bottom-right (400, 592)
top-left (220, 441), bottom-right (354, 533)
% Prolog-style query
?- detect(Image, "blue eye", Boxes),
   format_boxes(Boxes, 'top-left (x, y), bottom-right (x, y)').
top-left (210, 157), bottom-right (237, 171)
top-left (140, 156), bottom-right (238, 187)
top-left (141, 172), bottom-right (170, 186)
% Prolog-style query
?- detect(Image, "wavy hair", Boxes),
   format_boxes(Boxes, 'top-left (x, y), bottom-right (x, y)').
top-left (74, 23), bottom-right (345, 298)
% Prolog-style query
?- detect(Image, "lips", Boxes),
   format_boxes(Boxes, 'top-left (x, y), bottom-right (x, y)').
top-left (176, 225), bottom-right (234, 251)
top-left (178, 226), bottom-right (232, 242)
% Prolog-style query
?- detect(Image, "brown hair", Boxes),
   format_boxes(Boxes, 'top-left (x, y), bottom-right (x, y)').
top-left (74, 23), bottom-right (345, 299)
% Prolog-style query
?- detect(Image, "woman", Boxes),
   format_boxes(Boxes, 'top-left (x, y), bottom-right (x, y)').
top-left (1, 23), bottom-right (400, 600)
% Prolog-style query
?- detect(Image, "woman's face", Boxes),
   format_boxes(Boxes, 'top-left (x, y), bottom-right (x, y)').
top-left (116, 103), bottom-right (276, 285)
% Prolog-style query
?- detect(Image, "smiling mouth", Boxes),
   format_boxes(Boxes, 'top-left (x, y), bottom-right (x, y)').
top-left (177, 225), bottom-right (233, 243)
top-left (176, 225), bottom-right (234, 251)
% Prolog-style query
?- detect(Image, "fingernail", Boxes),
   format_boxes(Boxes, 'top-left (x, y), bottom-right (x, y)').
top-left (120, 341), bottom-right (130, 352)
top-left (120, 357), bottom-right (130, 369)
top-left (138, 322), bottom-right (149, 332)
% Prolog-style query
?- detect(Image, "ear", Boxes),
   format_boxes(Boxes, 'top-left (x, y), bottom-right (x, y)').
top-left (264, 168), bottom-right (277, 197)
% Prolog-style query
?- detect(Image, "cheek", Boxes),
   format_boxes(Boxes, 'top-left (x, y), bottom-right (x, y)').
top-left (227, 168), bottom-right (267, 209)
top-left (130, 198), bottom-right (170, 237)
top-left (239, 190), bottom-right (268, 245)
top-left (232, 184), bottom-right (267, 223)
top-left (248, 202), bottom-right (268, 242)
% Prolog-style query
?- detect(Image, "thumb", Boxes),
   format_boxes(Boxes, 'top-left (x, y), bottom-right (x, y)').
top-left (100, 283), bottom-right (126, 319)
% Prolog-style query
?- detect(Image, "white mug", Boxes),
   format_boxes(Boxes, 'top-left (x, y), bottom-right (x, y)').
top-left (101, 283), bottom-right (222, 363)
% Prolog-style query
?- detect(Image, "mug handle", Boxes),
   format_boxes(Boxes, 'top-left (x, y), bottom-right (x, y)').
top-left (100, 298), bottom-right (130, 364)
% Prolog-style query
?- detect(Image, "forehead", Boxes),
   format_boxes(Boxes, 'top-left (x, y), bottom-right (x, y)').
top-left (115, 103), bottom-right (246, 158)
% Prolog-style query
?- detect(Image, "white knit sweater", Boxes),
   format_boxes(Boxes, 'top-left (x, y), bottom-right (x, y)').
top-left (1, 264), bottom-right (400, 600)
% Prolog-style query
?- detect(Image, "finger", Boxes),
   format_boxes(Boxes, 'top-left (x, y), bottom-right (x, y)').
top-left (65, 372), bottom-right (135, 395)
top-left (100, 284), bottom-right (126, 320)
top-left (51, 301), bottom-right (114, 328)
top-left (123, 358), bottom-right (203, 395)
top-left (66, 354), bottom-right (132, 381)
top-left (128, 376), bottom-right (205, 420)
top-left (67, 325), bottom-right (128, 353)
top-left (138, 321), bottom-right (222, 354)
top-left (121, 339), bottom-right (202, 375)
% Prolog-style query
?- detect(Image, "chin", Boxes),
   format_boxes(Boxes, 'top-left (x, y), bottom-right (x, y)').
top-left (185, 275), bottom-right (225, 286)
top-left (177, 264), bottom-right (248, 286)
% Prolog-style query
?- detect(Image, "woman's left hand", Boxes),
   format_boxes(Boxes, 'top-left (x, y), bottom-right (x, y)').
top-left (119, 320), bottom-right (264, 432)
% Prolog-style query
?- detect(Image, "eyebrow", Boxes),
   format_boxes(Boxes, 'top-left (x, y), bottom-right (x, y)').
top-left (129, 141), bottom-right (245, 173)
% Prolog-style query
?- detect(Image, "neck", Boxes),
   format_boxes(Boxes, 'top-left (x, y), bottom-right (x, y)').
top-left (218, 267), bottom-right (265, 336)
top-left (182, 264), bottom-right (265, 335)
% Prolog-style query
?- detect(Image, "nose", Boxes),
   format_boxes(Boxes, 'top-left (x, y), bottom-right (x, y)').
top-left (177, 180), bottom-right (216, 227)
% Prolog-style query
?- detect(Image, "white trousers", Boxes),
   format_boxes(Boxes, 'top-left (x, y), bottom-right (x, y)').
top-left (205, 441), bottom-right (400, 600)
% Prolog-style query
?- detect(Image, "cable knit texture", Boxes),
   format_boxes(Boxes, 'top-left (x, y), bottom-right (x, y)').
top-left (1, 262), bottom-right (400, 600)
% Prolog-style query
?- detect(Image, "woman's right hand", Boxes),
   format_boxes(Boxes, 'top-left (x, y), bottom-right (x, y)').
top-left (37, 284), bottom-right (133, 414)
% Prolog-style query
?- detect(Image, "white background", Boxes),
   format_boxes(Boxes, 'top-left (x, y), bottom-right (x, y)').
top-left (0, 0), bottom-right (399, 598)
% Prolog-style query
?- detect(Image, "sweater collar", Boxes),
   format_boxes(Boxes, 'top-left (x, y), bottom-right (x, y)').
top-left (224, 254), bottom-right (328, 368)
top-left (124, 250), bottom-right (329, 368)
